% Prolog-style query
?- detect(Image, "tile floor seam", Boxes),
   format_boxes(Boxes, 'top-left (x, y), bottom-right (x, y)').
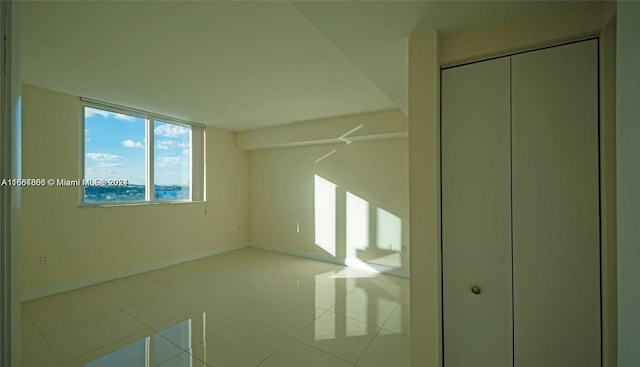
top-left (41, 311), bottom-right (149, 361)
top-left (253, 337), bottom-right (294, 367)
top-left (354, 323), bottom-right (385, 366)
top-left (24, 335), bottom-right (65, 366)
top-left (349, 288), bottom-right (404, 304)
top-left (329, 306), bottom-right (395, 330)
top-left (380, 325), bottom-right (407, 336)
top-left (281, 311), bottom-right (378, 365)
top-left (22, 288), bottom-right (102, 318)
top-left (192, 324), bottom-right (234, 347)
top-left (112, 289), bottom-right (179, 310)
top-left (119, 305), bottom-right (210, 347)
top-left (315, 307), bottom-right (329, 320)
top-left (169, 323), bottom-right (237, 362)
top-left (94, 287), bottom-right (130, 312)
top-left (283, 337), bottom-right (359, 367)
top-left (56, 328), bottom-right (152, 365)
top-left (149, 277), bottom-right (178, 290)
top-left (152, 331), bottom-right (211, 366)
top-left (33, 307), bottom-right (122, 339)
top-left (380, 300), bottom-right (401, 328)
top-left (22, 310), bottom-right (45, 341)
top-left (120, 298), bottom-right (195, 327)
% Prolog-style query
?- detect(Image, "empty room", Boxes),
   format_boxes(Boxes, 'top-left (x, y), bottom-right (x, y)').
top-left (1, 1), bottom-right (639, 367)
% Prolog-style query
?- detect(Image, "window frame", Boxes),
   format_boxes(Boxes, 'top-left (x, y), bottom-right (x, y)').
top-left (80, 99), bottom-right (205, 206)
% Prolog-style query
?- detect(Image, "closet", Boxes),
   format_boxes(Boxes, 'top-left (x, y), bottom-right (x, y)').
top-left (441, 39), bottom-right (600, 367)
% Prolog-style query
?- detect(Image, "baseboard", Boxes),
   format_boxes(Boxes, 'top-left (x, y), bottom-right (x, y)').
top-left (21, 242), bottom-right (250, 302)
top-left (249, 243), bottom-right (409, 278)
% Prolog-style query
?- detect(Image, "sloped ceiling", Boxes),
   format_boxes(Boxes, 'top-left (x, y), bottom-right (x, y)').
top-left (21, 1), bottom-right (580, 131)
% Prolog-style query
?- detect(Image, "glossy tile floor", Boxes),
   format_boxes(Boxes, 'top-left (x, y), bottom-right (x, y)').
top-left (21, 248), bottom-right (410, 367)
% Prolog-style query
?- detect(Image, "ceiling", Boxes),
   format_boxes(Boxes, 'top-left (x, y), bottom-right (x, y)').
top-left (21, 0), bottom-right (579, 131)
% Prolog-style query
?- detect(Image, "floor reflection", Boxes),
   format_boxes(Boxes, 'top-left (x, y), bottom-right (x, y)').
top-left (21, 248), bottom-right (410, 367)
top-left (86, 319), bottom-right (192, 367)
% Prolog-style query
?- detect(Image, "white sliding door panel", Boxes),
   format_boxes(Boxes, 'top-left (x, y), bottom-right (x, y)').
top-left (511, 40), bottom-right (600, 367)
top-left (442, 57), bottom-right (512, 367)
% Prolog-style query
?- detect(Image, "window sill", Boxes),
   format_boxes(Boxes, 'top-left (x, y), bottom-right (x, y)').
top-left (79, 200), bottom-right (206, 208)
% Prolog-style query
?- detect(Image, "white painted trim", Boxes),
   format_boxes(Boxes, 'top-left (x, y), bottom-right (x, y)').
top-left (21, 243), bottom-right (249, 302)
top-left (250, 243), bottom-right (409, 278)
top-left (80, 98), bottom-right (206, 128)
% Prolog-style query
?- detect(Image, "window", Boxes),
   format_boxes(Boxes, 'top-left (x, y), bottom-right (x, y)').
top-left (82, 102), bottom-right (204, 204)
top-left (153, 120), bottom-right (191, 201)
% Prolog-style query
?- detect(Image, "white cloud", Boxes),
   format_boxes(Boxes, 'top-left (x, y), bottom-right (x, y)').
top-left (122, 139), bottom-right (144, 149)
top-left (98, 163), bottom-right (124, 168)
top-left (182, 149), bottom-right (190, 155)
top-left (86, 152), bottom-right (121, 161)
top-left (155, 124), bottom-right (189, 138)
top-left (114, 113), bottom-right (136, 122)
top-left (85, 108), bottom-right (110, 119)
top-left (85, 107), bottom-right (137, 122)
top-left (155, 156), bottom-right (181, 168)
top-left (156, 139), bottom-right (175, 150)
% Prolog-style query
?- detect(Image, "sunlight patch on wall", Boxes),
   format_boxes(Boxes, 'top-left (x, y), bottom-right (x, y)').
top-left (346, 191), bottom-right (369, 259)
top-left (314, 175), bottom-right (337, 256)
top-left (376, 208), bottom-right (402, 252)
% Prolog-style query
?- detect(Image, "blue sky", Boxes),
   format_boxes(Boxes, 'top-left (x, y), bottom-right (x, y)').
top-left (84, 107), bottom-right (190, 185)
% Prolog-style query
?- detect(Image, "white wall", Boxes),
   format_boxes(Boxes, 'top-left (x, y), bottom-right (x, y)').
top-left (616, 2), bottom-right (640, 365)
top-left (20, 86), bottom-right (249, 300)
top-left (249, 138), bottom-right (409, 275)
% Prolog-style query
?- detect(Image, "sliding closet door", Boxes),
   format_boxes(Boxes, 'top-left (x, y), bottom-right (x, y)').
top-left (511, 40), bottom-right (600, 367)
top-left (442, 57), bottom-right (512, 367)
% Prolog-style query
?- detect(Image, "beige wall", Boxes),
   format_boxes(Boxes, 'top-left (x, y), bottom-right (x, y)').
top-left (20, 85), bottom-right (249, 300)
top-left (249, 138), bottom-right (409, 274)
top-left (408, 30), bottom-right (441, 367)
top-left (440, 1), bottom-right (605, 66)
top-left (616, 2), bottom-right (640, 365)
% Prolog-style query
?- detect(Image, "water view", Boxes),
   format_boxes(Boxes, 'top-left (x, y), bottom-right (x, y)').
top-left (84, 184), bottom-right (189, 202)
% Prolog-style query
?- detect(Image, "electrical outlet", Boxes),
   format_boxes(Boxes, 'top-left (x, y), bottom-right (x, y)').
top-left (40, 254), bottom-right (48, 265)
